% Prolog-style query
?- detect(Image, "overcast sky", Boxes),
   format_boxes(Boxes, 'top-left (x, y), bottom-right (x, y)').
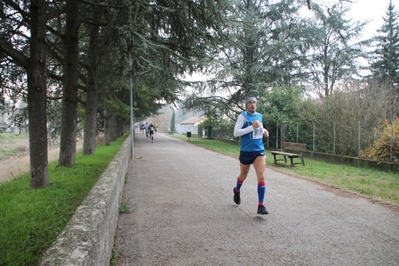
top-left (348, 0), bottom-right (394, 39)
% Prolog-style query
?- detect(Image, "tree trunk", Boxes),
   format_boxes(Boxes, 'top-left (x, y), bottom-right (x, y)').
top-left (118, 118), bottom-right (122, 138)
top-left (83, 22), bottom-right (100, 155)
top-left (103, 109), bottom-right (111, 146)
top-left (110, 114), bottom-right (118, 141)
top-left (243, 0), bottom-right (255, 94)
top-left (28, 0), bottom-right (49, 189)
top-left (104, 112), bottom-right (118, 143)
top-left (58, 0), bottom-right (80, 167)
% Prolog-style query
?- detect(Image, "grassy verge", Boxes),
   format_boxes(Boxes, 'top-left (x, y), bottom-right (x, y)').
top-left (0, 135), bottom-right (127, 266)
top-left (173, 135), bottom-right (399, 206)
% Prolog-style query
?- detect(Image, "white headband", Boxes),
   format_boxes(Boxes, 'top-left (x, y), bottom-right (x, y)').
top-left (245, 96), bottom-right (257, 105)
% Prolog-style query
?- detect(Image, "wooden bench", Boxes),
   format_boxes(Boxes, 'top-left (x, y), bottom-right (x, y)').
top-left (270, 142), bottom-right (306, 166)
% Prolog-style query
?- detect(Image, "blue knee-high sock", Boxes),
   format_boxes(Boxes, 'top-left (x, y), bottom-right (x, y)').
top-left (258, 182), bottom-right (266, 205)
top-left (235, 178), bottom-right (243, 192)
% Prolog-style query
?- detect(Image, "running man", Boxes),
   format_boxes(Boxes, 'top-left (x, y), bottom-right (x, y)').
top-left (144, 122), bottom-right (150, 138)
top-left (149, 123), bottom-right (155, 143)
top-left (140, 122), bottom-right (145, 134)
top-left (233, 96), bottom-right (270, 215)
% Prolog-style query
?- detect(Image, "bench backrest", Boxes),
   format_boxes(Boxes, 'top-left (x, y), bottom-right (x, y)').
top-left (281, 142), bottom-right (307, 151)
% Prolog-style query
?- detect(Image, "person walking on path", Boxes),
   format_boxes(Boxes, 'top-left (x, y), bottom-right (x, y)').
top-left (233, 96), bottom-right (270, 215)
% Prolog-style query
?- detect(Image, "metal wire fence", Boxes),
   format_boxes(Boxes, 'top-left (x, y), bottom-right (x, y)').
top-left (206, 118), bottom-right (398, 163)
top-left (271, 119), bottom-right (398, 163)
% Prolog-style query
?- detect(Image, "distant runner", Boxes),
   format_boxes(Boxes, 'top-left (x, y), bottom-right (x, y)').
top-left (149, 123), bottom-right (155, 143)
top-left (144, 122), bottom-right (150, 139)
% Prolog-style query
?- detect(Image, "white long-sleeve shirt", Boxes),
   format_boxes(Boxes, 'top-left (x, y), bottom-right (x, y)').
top-left (233, 113), bottom-right (254, 138)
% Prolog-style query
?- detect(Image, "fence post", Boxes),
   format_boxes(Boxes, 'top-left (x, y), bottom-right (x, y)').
top-left (281, 121), bottom-right (287, 143)
top-left (333, 122), bottom-right (336, 154)
top-left (358, 121), bottom-right (361, 157)
top-left (313, 121), bottom-right (315, 152)
top-left (275, 124), bottom-right (279, 149)
top-left (390, 119), bottom-right (394, 162)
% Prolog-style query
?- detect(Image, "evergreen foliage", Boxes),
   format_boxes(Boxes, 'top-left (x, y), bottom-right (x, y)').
top-left (370, 0), bottom-right (399, 91)
top-left (183, 0), bottom-right (307, 120)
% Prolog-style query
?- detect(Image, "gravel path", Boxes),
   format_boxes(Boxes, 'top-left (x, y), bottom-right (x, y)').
top-left (114, 133), bottom-right (399, 266)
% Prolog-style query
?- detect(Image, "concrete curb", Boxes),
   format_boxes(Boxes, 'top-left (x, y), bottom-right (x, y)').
top-left (40, 136), bottom-right (131, 266)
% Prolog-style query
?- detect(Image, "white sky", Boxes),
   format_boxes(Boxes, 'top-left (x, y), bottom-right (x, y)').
top-left (348, 0), bottom-right (395, 39)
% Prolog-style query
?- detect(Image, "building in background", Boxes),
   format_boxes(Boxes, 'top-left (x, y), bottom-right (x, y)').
top-left (176, 116), bottom-right (206, 135)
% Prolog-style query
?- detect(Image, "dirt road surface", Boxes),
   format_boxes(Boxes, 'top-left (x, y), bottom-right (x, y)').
top-left (114, 133), bottom-right (399, 266)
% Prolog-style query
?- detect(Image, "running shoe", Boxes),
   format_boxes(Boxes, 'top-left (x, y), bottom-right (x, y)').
top-left (257, 205), bottom-right (269, 215)
top-left (233, 188), bottom-right (241, 205)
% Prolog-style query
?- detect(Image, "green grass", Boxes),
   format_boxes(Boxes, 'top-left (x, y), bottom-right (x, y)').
top-left (174, 134), bottom-right (399, 206)
top-left (0, 135), bottom-right (127, 266)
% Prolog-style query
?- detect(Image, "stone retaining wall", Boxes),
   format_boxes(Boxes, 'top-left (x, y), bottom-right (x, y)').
top-left (40, 136), bottom-right (131, 266)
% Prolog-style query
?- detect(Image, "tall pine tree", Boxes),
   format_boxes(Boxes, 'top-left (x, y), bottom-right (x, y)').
top-left (182, 0), bottom-right (307, 121)
top-left (304, 1), bottom-right (368, 98)
top-left (370, 0), bottom-right (399, 92)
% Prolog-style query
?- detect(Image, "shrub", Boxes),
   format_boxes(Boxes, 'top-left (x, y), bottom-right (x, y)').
top-left (360, 117), bottom-right (399, 162)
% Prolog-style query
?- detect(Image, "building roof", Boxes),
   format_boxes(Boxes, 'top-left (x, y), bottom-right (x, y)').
top-left (179, 116), bottom-right (206, 125)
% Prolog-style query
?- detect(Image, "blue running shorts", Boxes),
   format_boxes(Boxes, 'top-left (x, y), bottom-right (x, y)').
top-left (239, 150), bottom-right (266, 165)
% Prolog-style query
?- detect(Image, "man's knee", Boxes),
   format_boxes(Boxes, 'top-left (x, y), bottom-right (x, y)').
top-left (257, 173), bottom-right (265, 182)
